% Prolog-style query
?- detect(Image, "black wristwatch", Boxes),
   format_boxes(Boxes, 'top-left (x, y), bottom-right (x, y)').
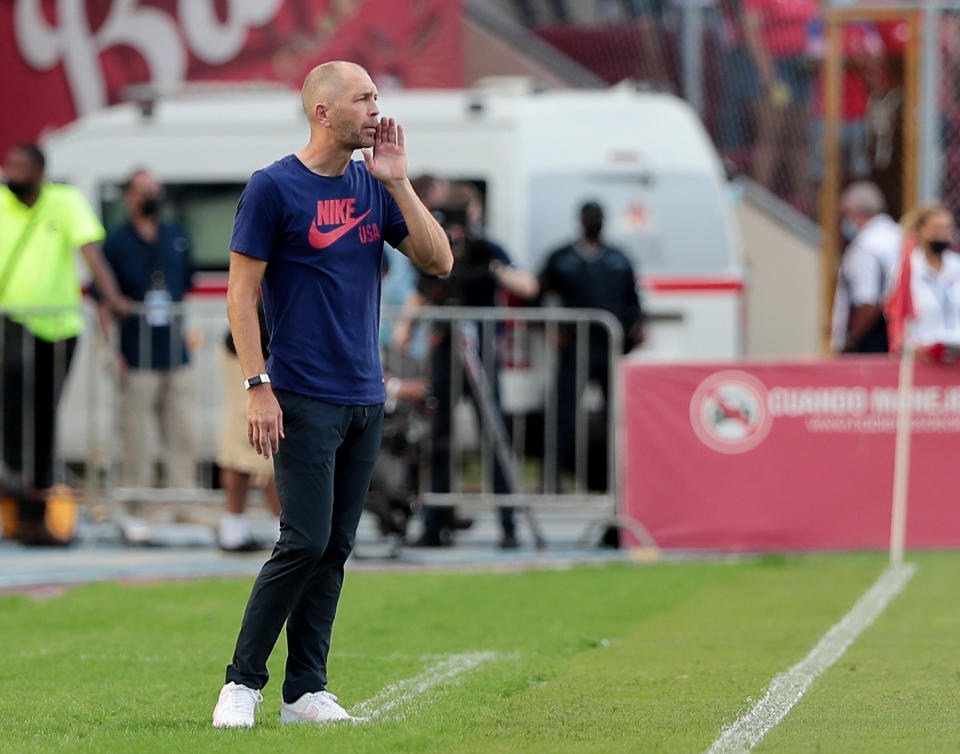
top-left (243, 373), bottom-right (271, 390)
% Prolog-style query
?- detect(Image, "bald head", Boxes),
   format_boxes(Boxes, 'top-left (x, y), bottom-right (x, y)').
top-left (299, 60), bottom-right (380, 151)
top-left (300, 61), bottom-right (370, 121)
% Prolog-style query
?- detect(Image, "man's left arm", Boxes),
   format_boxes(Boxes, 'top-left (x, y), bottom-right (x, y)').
top-left (489, 244), bottom-right (539, 300)
top-left (362, 117), bottom-right (453, 277)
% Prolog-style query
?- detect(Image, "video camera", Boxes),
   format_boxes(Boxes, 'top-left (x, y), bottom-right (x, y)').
top-left (422, 204), bottom-right (497, 305)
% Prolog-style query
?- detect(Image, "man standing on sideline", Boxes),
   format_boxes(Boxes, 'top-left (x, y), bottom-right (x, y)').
top-left (0, 144), bottom-right (128, 500)
top-left (212, 61), bottom-right (453, 728)
top-left (97, 170), bottom-right (196, 487)
top-left (830, 181), bottom-right (901, 354)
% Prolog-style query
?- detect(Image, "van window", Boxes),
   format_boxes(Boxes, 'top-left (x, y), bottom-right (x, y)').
top-left (527, 174), bottom-right (734, 276)
top-left (101, 182), bottom-right (244, 271)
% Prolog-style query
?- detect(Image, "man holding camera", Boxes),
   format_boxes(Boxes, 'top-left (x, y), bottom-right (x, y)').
top-left (400, 179), bottom-right (537, 549)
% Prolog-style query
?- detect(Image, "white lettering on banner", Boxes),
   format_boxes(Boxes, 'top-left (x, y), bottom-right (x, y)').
top-left (693, 370), bottom-right (960, 450)
top-left (13, 0), bottom-right (283, 115)
top-left (805, 415), bottom-right (960, 433)
top-left (767, 385), bottom-right (960, 420)
top-left (870, 385), bottom-right (960, 415)
top-left (869, 388), bottom-right (900, 414)
top-left (767, 387), bottom-right (869, 417)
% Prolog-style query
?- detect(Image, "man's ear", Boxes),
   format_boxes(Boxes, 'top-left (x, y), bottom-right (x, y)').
top-left (315, 102), bottom-right (331, 127)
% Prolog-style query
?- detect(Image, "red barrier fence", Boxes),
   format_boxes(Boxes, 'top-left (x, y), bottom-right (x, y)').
top-left (622, 357), bottom-right (960, 551)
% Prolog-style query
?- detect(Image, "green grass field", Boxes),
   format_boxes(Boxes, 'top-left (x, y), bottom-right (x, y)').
top-left (2, 552), bottom-right (958, 753)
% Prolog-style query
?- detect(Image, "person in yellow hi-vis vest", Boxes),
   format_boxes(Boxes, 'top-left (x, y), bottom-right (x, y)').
top-left (0, 143), bottom-right (129, 500)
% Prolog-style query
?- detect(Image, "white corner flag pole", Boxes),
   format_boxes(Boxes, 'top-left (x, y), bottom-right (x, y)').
top-left (889, 342), bottom-right (915, 565)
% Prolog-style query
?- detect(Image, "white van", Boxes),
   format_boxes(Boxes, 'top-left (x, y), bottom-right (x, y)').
top-left (43, 82), bottom-right (744, 465)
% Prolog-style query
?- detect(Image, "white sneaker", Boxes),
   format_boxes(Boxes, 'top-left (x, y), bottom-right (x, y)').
top-left (280, 690), bottom-right (364, 724)
top-left (212, 681), bottom-right (263, 728)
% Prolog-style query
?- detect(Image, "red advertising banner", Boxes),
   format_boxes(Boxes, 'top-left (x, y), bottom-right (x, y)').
top-left (622, 357), bottom-right (960, 551)
top-left (0, 0), bottom-right (463, 158)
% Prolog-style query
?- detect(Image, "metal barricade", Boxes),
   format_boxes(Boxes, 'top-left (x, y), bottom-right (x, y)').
top-left (0, 304), bottom-right (104, 508)
top-left (0, 300), bottom-right (234, 540)
top-left (0, 301), bottom-right (229, 509)
top-left (97, 299), bottom-right (230, 509)
top-left (3, 300), bottom-right (656, 549)
top-left (381, 305), bottom-right (657, 548)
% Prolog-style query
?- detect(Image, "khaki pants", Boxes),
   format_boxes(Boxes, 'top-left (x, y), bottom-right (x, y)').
top-left (217, 347), bottom-right (275, 479)
top-left (118, 366), bottom-right (196, 487)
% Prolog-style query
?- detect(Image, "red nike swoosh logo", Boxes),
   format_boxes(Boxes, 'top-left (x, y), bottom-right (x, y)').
top-left (309, 209), bottom-right (371, 249)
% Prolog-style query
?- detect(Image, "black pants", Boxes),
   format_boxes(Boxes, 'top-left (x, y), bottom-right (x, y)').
top-left (1, 317), bottom-right (77, 490)
top-left (848, 311), bottom-right (890, 354)
top-left (225, 391), bottom-right (383, 702)
top-left (555, 347), bottom-right (611, 491)
top-left (425, 336), bottom-right (515, 535)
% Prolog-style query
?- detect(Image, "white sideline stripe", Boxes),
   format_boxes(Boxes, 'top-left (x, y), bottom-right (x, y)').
top-left (706, 563), bottom-right (916, 754)
top-left (352, 651), bottom-right (497, 720)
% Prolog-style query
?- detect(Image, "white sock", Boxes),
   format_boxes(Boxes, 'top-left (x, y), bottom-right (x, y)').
top-left (219, 513), bottom-right (251, 548)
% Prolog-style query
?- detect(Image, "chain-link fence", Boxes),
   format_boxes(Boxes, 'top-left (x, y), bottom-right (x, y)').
top-left (936, 7), bottom-right (960, 221)
top-left (508, 0), bottom-right (923, 220)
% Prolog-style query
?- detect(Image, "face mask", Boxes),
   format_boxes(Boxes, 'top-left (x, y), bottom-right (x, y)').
top-left (140, 196), bottom-right (162, 217)
top-left (583, 221), bottom-right (603, 240)
top-left (841, 218), bottom-right (858, 241)
top-left (929, 239), bottom-right (951, 255)
top-left (6, 180), bottom-right (34, 201)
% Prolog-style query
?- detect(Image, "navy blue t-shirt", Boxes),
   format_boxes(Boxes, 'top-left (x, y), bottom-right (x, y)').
top-left (229, 156), bottom-right (408, 404)
top-left (100, 220), bottom-right (193, 370)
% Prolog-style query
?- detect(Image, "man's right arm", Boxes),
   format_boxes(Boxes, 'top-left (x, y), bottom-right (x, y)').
top-left (227, 251), bottom-right (283, 459)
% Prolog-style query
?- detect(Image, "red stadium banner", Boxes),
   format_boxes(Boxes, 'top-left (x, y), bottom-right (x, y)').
top-left (0, 0), bottom-right (463, 158)
top-left (622, 357), bottom-right (960, 551)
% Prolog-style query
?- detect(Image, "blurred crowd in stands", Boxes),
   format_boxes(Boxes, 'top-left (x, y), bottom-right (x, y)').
top-left (510, 0), bottom-right (923, 218)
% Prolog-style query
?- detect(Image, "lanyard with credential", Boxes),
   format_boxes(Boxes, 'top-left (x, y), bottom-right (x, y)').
top-left (144, 228), bottom-right (173, 327)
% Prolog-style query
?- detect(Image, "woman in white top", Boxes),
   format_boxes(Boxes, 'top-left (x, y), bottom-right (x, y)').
top-left (903, 204), bottom-right (960, 347)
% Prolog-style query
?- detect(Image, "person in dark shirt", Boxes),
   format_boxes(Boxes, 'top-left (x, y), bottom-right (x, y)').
top-left (397, 180), bottom-right (538, 549)
top-left (538, 200), bottom-right (643, 491)
top-left (98, 169), bottom-right (196, 488)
